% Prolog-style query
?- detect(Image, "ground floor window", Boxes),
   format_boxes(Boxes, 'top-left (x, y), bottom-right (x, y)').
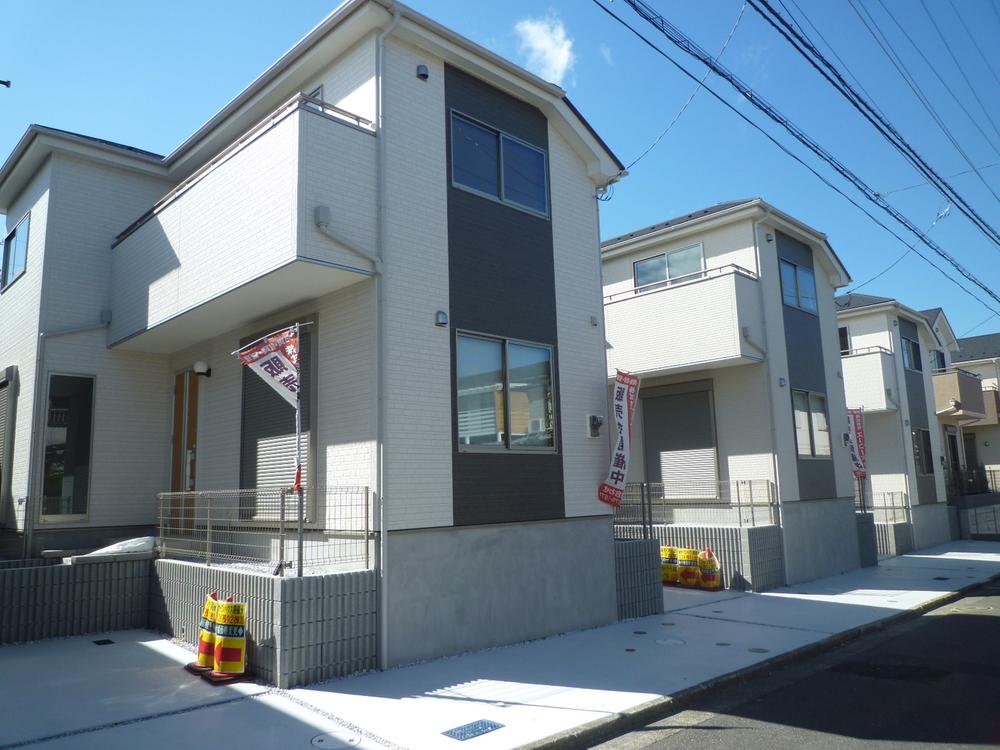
top-left (792, 389), bottom-right (831, 458)
top-left (42, 374), bottom-right (94, 517)
top-left (913, 428), bottom-right (934, 475)
top-left (456, 333), bottom-right (555, 450)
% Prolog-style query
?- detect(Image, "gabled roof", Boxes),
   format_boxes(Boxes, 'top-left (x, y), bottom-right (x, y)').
top-left (954, 333), bottom-right (1000, 363)
top-left (601, 199), bottom-right (755, 247)
top-left (835, 293), bottom-right (950, 348)
top-left (834, 293), bottom-right (894, 311)
top-left (920, 307), bottom-right (944, 325)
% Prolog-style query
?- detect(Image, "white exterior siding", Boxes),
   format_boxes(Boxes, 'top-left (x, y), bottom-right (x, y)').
top-left (841, 310), bottom-right (893, 352)
top-left (380, 38), bottom-right (453, 531)
top-left (304, 34), bottom-right (377, 125)
top-left (548, 124), bottom-right (609, 518)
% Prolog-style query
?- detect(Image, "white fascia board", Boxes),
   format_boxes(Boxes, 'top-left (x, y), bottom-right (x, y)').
top-left (841, 300), bottom-right (944, 347)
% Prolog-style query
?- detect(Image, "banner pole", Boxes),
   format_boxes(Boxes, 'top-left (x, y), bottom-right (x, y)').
top-left (295, 321), bottom-right (304, 578)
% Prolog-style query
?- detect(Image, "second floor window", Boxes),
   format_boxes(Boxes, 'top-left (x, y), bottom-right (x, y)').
top-left (779, 259), bottom-right (818, 313)
top-left (932, 349), bottom-right (946, 371)
top-left (2, 212), bottom-right (29, 289)
top-left (902, 336), bottom-right (922, 371)
top-left (633, 244), bottom-right (705, 290)
top-left (451, 113), bottom-right (548, 216)
top-left (838, 326), bottom-right (850, 354)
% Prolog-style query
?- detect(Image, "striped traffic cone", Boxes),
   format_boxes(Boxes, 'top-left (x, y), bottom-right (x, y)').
top-left (185, 592), bottom-right (219, 675)
top-left (204, 598), bottom-right (250, 684)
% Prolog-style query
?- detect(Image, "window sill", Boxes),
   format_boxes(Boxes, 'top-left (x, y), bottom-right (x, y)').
top-left (798, 454), bottom-right (833, 461)
top-left (0, 270), bottom-right (26, 295)
top-left (450, 181), bottom-right (550, 220)
top-left (782, 301), bottom-right (819, 316)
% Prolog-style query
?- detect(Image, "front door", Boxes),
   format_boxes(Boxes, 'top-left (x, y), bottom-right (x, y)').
top-left (170, 371), bottom-right (199, 531)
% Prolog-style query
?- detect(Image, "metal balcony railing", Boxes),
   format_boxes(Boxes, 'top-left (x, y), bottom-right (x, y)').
top-left (603, 264), bottom-right (758, 305)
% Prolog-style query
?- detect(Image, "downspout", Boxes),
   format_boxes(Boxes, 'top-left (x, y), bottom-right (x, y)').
top-left (24, 320), bottom-right (111, 557)
top-left (375, 3), bottom-right (400, 672)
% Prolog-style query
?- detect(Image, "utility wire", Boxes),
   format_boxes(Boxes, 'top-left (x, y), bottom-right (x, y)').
top-left (626, 1), bottom-right (747, 171)
top-left (879, 163), bottom-right (1000, 198)
top-left (948, 0), bottom-right (1000, 93)
top-left (589, 0), bottom-right (1000, 318)
top-left (962, 312), bottom-right (998, 337)
top-left (749, 0), bottom-right (1000, 229)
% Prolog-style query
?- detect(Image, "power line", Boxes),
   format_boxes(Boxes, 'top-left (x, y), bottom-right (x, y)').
top-left (589, 0), bottom-right (1000, 317)
top-left (962, 312), bottom-right (998, 337)
top-left (948, 0), bottom-right (1000, 93)
top-left (879, 162), bottom-right (1000, 198)
top-left (749, 0), bottom-right (1000, 230)
top-left (626, 1), bottom-right (747, 171)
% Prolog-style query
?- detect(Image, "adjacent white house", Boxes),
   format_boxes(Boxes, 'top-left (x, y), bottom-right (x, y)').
top-left (835, 294), bottom-right (974, 551)
top-left (0, 0), bottom-right (625, 666)
top-left (602, 199), bottom-right (861, 587)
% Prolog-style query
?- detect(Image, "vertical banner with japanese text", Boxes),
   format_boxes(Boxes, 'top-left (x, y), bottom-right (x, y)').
top-left (847, 407), bottom-right (867, 479)
top-left (599, 370), bottom-right (641, 508)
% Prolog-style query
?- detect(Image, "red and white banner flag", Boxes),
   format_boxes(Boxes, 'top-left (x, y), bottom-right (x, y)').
top-left (847, 408), bottom-right (867, 479)
top-left (236, 327), bottom-right (300, 408)
top-left (599, 370), bottom-right (641, 508)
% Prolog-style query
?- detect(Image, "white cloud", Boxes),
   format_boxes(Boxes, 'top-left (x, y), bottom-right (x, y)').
top-left (599, 43), bottom-right (614, 66)
top-left (514, 16), bottom-right (576, 86)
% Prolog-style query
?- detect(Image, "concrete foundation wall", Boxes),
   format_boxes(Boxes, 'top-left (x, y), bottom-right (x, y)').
top-left (781, 497), bottom-right (860, 584)
top-left (384, 516), bottom-right (617, 667)
top-left (614, 539), bottom-right (663, 619)
top-left (911, 503), bottom-right (953, 549)
top-left (150, 560), bottom-right (376, 688)
top-left (855, 513), bottom-right (878, 567)
top-left (957, 502), bottom-right (1000, 538)
top-left (0, 555), bottom-right (150, 644)
top-left (875, 521), bottom-right (914, 557)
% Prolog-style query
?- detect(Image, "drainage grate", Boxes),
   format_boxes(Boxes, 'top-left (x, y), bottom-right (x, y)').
top-left (827, 661), bottom-right (949, 683)
top-left (93, 639), bottom-right (115, 646)
top-left (442, 720), bottom-right (504, 741)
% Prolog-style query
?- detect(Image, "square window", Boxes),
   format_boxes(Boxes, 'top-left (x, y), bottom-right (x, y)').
top-left (2, 213), bottom-right (29, 289)
top-left (666, 245), bottom-right (704, 280)
top-left (634, 255), bottom-right (667, 290)
top-left (780, 260), bottom-right (798, 307)
top-left (501, 135), bottom-right (547, 214)
top-left (452, 116), bottom-right (499, 197)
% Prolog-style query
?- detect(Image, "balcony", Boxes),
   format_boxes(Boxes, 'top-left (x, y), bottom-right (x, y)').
top-left (110, 95), bottom-right (376, 353)
top-left (603, 265), bottom-right (764, 378)
top-left (841, 346), bottom-right (898, 412)
top-left (968, 387), bottom-right (999, 427)
top-left (933, 368), bottom-right (986, 420)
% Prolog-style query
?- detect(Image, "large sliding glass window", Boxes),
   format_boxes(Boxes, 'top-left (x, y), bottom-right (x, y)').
top-left (2, 212), bottom-right (29, 289)
top-left (42, 375), bottom-right (95, 517)
top-left (632, 244), bottom-right (705, 291)
top-left (456, 333), bottom-right (555, 450)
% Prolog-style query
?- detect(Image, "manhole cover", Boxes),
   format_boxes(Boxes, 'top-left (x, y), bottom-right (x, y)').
top-left (310, 732), bottom-right (362, 748)
top-left (661, 622), bottom-right (676, 627)
top-left (748, 647), bottom-right (770, 654)
top-left (712, 610), bottom-right (724, 614)
top-left (93, 639), bottom-right (114, 646)
top-left (625, 647), bottom-right (637, 652)
top-left (933, 577), bottom-right (950, 581)
top-left (442, 720), bottom-right (504, 741)
top-left (656, 638), bottom-right (686, 646)
top-left (634, 630), bottom-right (647, 635)
top-left (716, 642), bottom-right (731, 647)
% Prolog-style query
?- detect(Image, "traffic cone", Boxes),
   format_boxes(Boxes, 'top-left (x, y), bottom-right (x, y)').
top-left (204, 597), bottom-right (250, 684)
top-left (698, 547), bottom-right (722, 590)
top-left (185, 592), bottom-right (219, 675)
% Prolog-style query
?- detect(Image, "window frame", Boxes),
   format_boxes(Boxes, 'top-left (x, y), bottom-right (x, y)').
top-left (932, 349), bottom-right (946, 371)
top-left (449, 110), bottom-right (550, 219)
top-left (39, 372), bottom-right (97, 523)
top-left (901, 336), bottom-right (923, 372)
top-left (791, 388), bottom-right (833, 459)
top-left (913, 428), bottom-right (934, 476)
top-left (779, 258), bottom-right (819, 314)
top-left (455, 330), bottom-right (557, 454)
top-left (303, 85), bottom-right (324, 112)
top-left (632, 243), bottom-right (706, 291)
top-left (1, 210), bottom-right (30, 292)
top-left (838, 326), bottom-right (851, 355)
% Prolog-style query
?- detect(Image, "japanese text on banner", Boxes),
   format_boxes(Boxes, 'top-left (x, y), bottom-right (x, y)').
top-left (599, 370), bottom-right (641, 508)
top-left (236, 327), bottom-right (300, 408)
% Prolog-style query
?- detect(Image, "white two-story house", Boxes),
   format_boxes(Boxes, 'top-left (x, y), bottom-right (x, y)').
top-left (602, 199), bottom-right (860, 588)
top-left (0, 0), bottom-right (624, 667)
top-left (836, 294), bottom-right (975, 552)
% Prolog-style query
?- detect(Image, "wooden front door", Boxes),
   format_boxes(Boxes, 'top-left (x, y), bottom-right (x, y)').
top-left (170, 371), bottom-right (199, 531)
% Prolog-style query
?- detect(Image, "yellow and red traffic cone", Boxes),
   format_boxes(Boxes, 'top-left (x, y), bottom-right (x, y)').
top-left (204, 597), bottom-right (250, 684)
top-left (185, 592), bottom-right (218, 675)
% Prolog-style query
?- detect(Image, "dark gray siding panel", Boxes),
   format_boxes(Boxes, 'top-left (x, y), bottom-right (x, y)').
top-left (898, 317), bottom-right (936, 503)
top-left (775, 231), bottom-right (837, 500)
top-left (0, 366), bottom-right (16, 529)
top-left (445, 64), bottom-right (564, 526)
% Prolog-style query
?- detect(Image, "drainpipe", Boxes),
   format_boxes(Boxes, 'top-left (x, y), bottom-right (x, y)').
top-left (374, 2), bottom-right (400, 672)
top-left (24, 320), bottom-right (111, 557)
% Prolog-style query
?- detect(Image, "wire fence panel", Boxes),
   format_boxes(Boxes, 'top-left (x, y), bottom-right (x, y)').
top-left (158, 486), bottom-right (374, 576)
top-left (856, 490), bottom-right (911, 525)
top-left (614, 480), bottom-right (778, 537)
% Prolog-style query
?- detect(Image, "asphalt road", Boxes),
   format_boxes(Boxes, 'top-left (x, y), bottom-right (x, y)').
top-left (592, 579), bottom-right (1000, 750)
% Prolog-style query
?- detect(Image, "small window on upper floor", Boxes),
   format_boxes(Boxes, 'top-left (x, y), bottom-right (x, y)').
top-left (932, 349), bottom-right (946, 371)
top-left (779, 259), bottom-right (818, 313)
top-left (2, 212), bottom-right (29, 290)
top-left (838, 326), bottom-right (851, 354)
top-left (902, 336), bottom-right (923, 372)
top-left (450, 112), bottom-right (548, 217)
top-left (633, 244), bottom-right (705, 291)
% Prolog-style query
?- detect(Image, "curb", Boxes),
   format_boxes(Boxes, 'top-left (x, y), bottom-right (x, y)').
top-left (521, 572), bottom-right (1000, 750)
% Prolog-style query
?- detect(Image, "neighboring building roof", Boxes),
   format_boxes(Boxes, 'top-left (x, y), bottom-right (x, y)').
top-left (834, 293), bottom-right (894, 311)
top-left (601, 199), bottom-right (755, 247)
top-left (954, 333), bottom-right (1000, 363)
top-left (920, 307), bottom-right (944, 325)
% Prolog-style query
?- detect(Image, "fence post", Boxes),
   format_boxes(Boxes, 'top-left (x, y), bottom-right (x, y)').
top-left (736, 481), bottom-right (743, 528)
top-left (205, 493), bottom-right (212, 566)
top-left (278, 489), bottom-right (286, 577)
top-left (297, 486), bottom-right (305, 578)
top-left (364, 487), bottom-right (371, 570)
top-left (640, 483), bottom-right (648, 540)
top-left (158, 494), bottom-right (166, 559)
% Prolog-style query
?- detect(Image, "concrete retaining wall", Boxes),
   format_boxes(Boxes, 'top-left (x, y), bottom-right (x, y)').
top-left (875, 521), bottom-right (914, 557)
top-left (0, 555), bottom-right (150, 644)
top-left (780, 498), bottom-right (860, 585)
top-left (855, 513), bottom-right (878, 567)
top-left (911, 503), bottom-right (952, 549)
top-left (150, 560), bottom-right (377, 688)
top-left (614, 539), bottom-right (663, 620)
top-left (958, 502), bottom-right (1000, 538)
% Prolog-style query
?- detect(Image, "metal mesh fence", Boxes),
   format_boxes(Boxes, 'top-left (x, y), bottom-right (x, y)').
top-left (614, 480), bottom-right (778, 537)
top-left (157, 487), bottom-right (374, 576)
top-left (856, 490), bottom-right (910, 525)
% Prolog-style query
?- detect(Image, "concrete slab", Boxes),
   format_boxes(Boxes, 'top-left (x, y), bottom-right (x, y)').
top-left (0, 630), bottom-right (265, 747)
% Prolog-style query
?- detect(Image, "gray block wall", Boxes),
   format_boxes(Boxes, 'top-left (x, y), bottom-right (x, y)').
top-left (855, 513), bottom-right (878, 567)
top-left (614, 539), bottom-right (663, 620)
top-left (618, 524), bottom-right (785, 592)
top-left (780, 498), bottom-right (860, 585)
top-left (150, 560), bottom-right (376, 688)
top-left (0, 556), bottom-right (150, 644)
top-left (0, 558), bottom-right (58, 571)
top-left (910, 503), bottom-right (953, 550)
top-left (875, 521), bottom-right (914, 557)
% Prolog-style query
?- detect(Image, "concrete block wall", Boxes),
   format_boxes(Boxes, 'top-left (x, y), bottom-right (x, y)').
top-left (855, 513), bottom-right (878, 567)
top-left (0, 558), bottom-right (57, 571)
top-left (614, 539), bottom-right (663, 620)
top-left (875, 521), bottom-right (914, 557)
top-left (150, 559), bottom-right (376, 688)
top-left (0, 556), bottom-right (150, 644)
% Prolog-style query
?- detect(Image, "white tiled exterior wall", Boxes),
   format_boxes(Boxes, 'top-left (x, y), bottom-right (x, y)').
top-left (842, 349), bottom-right (897, 412)
top-left (303, 34), bottom-right (377, 125)
top-left (0, 163), bottom-right (51, 530)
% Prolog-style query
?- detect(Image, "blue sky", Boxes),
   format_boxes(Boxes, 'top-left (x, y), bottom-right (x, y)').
top-left (4, 0), bottom-right (1000, 337)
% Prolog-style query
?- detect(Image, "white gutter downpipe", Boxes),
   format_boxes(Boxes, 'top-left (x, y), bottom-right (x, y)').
top-left (24, 320), bottom-right (111, 556)
top-left (374, 3), bottom-right (400, 672)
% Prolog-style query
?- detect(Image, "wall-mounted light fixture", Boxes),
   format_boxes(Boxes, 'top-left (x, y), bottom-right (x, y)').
top-left (778, 376), bottom-right (787, 387)
top-left (193, 361), bottom-right (212, 378)
top-left (435, 310), bottom-right (449, 327)
top-left (765, 233), bottom-right (774, 243)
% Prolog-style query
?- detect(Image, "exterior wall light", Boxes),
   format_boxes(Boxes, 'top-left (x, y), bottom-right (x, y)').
top-left (193, 360), bottom-right (212, 378)
top-left (416, 64), bottom-right (429, 80)
top-left (435, 311), bottom-right (449, 327)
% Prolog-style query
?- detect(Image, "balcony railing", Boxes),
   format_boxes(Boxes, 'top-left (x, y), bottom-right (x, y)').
top-left (603, 263), bottom-right (758, 304)
top-left (842, 346), bottom-right (897, 412)
top-left (613, 480), bottom-right (778, 538)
